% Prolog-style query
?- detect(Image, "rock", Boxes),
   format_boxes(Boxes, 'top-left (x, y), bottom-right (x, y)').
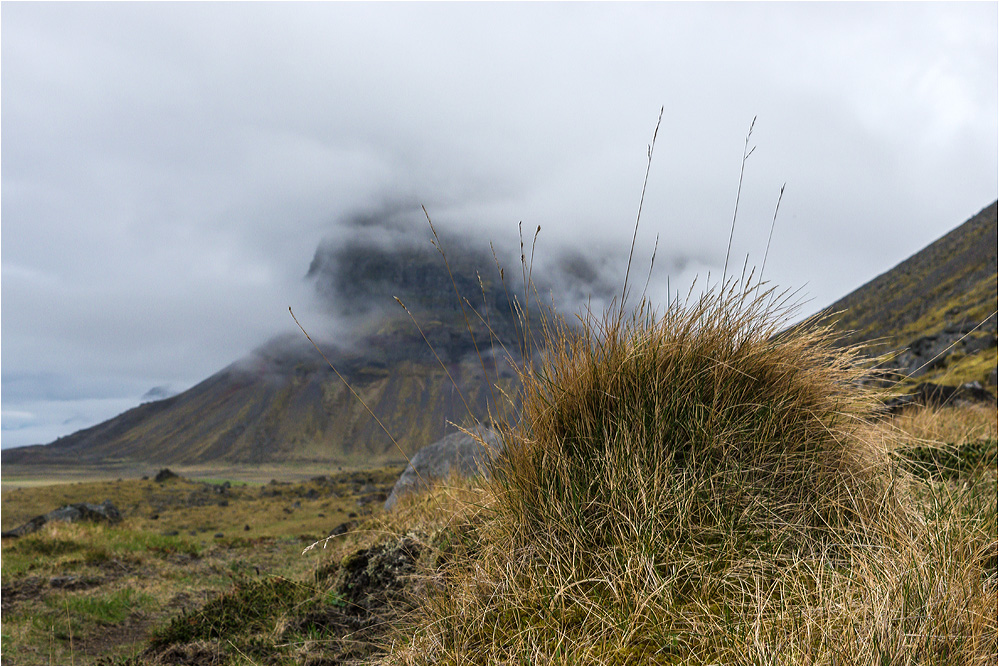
top-left (384, 423), bottom-right (503, 510)
top-left (357, 493), bottom-right (386, 507)
top-left (1, 500), bottom-right (123, 538)
top-left (883, 381), bottom-right (997, 413)
top-left (329, 520), bottom-right (357, 537)
top-left (155, 468), bottom-right (179, 483)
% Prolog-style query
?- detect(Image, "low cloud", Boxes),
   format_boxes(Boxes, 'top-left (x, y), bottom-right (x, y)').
top-left (2, 2), bottom-right (995, 449)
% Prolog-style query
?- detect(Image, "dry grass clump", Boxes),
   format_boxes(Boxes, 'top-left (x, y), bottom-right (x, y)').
top-left (385, 280), bottom-right (997, 665)
top-left (500, 280), bottom-right (895, 555)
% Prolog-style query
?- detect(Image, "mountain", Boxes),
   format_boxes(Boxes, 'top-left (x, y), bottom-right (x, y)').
top-left (3, 231), bottom-right (543, 471)
top-left (4, 203), bottom-right (996, 473)
top-left (821, 201), bottom-right (997, 388)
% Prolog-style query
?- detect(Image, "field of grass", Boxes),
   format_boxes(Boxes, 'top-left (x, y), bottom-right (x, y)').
top-left (5, 295), bottom-right (992, 665)
top-left (0, 467), bottom-right (402, 665)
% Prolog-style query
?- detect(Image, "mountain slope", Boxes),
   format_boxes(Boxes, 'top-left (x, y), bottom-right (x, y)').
top-left (3, 324), bottom-right (520, 469)
top-left (3, 228), bottom-right (540, 470)
top-left (821, 201), bottom-right (997, 388)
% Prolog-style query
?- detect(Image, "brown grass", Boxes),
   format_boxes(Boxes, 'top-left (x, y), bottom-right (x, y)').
top-left (380, 277), bottom-right (997, 664)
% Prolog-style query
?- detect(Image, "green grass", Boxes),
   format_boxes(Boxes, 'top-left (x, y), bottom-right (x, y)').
top-left (149, 576), bottom-right (313, 646)
top-left (52, 587), bottom-right (156, 626)
top-left (0, 468), bottom-right (403, 665)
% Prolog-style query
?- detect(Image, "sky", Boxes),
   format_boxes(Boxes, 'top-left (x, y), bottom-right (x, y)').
top-left (2, 2), bottom-right (997, 450)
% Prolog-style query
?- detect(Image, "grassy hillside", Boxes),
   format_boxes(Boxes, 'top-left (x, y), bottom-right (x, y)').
top-left (820, 201), bottom-right (997, 389)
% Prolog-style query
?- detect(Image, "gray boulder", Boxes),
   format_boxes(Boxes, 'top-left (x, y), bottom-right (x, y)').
top-left (1, 500), bottom-right (123, 538)
top-left (384, 424), bottom-right (503, 510)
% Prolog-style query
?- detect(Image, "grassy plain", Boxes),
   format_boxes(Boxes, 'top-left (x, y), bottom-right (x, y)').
top-left (0, 466), bottom-right (402, 665)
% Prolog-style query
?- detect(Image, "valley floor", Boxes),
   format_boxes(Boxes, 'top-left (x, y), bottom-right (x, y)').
top-left (0, 467), bottom-right (402, 665)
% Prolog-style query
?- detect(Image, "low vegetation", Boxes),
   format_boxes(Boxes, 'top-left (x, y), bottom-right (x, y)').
top-left (3, 296), bottom-right (995, 665)
top-left (0, 468), bottom-right (401, 664)
top-left (381, 280), bottom-right (997, 665)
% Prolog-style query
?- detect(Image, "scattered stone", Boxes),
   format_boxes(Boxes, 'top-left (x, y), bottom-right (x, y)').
top-left (1, 500), bottom-right (123, 538)
top-left (214, 533), bottom-right (224, 539)
top-left (890, 326), bottom-right (998, 380)
top-left (329, 520), bottom-right (357, 537)
top-left (385, 424), bottom-right (503, 510)
top-left (358, 493), bottom-right (387, 507)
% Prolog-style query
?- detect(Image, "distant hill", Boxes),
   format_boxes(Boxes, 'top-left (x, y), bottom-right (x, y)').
top-left (820, 201), bottom-right (997, 389)
top-left (2, 325), bottom-right (519, 470)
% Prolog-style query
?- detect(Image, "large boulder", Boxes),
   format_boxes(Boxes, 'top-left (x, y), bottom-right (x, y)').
top-left (384, 424), bottom-right (503, 510)
top-left (1, 500), bottom-right (123, 538)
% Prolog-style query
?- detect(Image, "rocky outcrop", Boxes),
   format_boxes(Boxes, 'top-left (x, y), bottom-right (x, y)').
top-left (889, 322), bottom-right (997, 379)
top-left (1, 500), bottom-right (122, 538)
top-left (384, 424), bottom-right (503, 510)
top-left (883, 381), bottom-right (997, 413)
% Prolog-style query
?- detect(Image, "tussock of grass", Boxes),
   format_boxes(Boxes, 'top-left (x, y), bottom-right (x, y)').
top-left (383, 279), bottom-right (997, 665)
top-left (502, 281), bottom-right (894, 552)
top-left (149, 576), bottom-right (310, 647)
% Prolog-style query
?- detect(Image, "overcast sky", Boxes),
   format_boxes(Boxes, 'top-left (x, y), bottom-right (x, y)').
top-left (2, 2), bottom-right (997, 450)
